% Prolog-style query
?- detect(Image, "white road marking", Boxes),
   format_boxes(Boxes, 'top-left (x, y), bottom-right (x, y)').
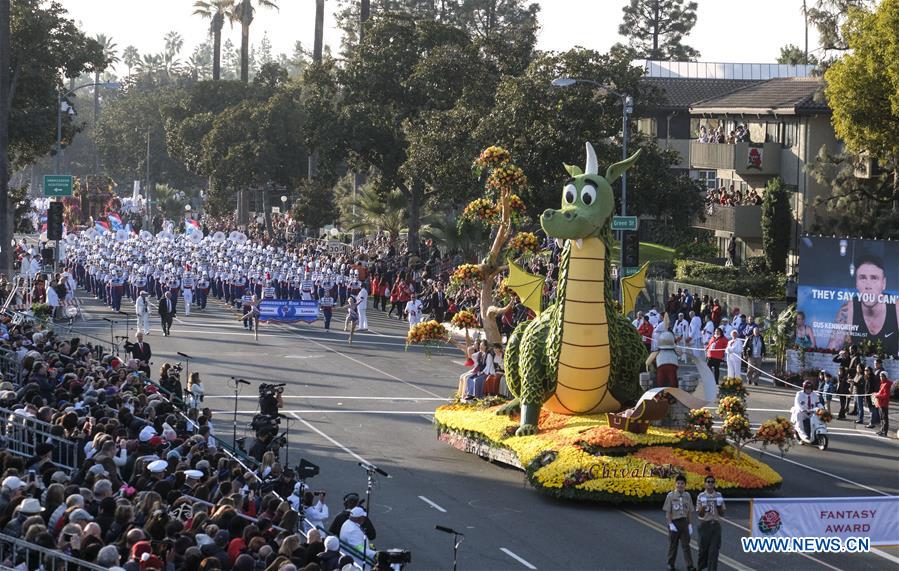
top-left (746, 445), bottom-right (890, 496)
top-left (417, 496), bottom-right (447, 513)
top-left (620, 510), bottom-right (753, 571)
top-left (276, 326), bottom-right (444, 398)
top-left (289, 412), bottom-right (371, 465)
top-left (282, 355), bottom-right (325, 360)
top-left (500, 548), bottom-right (537, 570)
top-left (871, 548), bottom-right (899, 566)
top-left (203, 395), bottom-right (449, 401)
top-left (419, 415), bottom-right (434, 423)
top-left (221, 409), bottom-right (440, 415)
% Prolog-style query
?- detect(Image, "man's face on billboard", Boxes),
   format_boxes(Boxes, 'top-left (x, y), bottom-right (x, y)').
top-left (856, 262), bottom-right (885, 307)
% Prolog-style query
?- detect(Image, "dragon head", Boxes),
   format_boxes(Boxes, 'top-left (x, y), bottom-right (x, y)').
top-left (540, 142), bottom-right (641, 240)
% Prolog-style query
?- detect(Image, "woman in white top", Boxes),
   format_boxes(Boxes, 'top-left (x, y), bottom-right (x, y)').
top-left (725, 330), bottom-right (744, 379)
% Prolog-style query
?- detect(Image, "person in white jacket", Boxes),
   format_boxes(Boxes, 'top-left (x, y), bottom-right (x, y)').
top-left (135, 291), bottom-right (151, 334)
top-left (724, 330), bottom-right (744, 378)
top-left (672, 313), bottom-right (690, 363)
top-left (688, 311), bottom-right (703, 355)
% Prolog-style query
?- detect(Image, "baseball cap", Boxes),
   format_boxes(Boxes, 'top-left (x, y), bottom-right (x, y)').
top-left (349, 507), bottom-right (367, 518)
top-left (2, 476), bottom-right (25, 491)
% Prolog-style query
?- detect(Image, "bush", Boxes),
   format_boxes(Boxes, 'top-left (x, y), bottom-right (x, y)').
top-left (647, 260), bottom-right (675, 279)
top-left (674, 239), bottom-right (719, 260)
top-left (743, 256), bottom-right (769, 275)
top-left (674, 259), bottom-right (786, 299)
top-left (31, 303), bottom-right (52, 319)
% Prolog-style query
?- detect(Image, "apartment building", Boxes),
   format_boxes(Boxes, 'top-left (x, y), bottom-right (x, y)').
top-left (637, 61), bottom-right (838, 266)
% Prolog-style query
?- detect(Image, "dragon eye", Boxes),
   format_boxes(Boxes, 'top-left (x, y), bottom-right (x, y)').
top-left (563, 183), bottom-right (576, 205)
top-left (581, 184), bottom-right (596, 206)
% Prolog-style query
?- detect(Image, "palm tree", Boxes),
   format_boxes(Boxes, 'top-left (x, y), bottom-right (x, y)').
top-left (422, 211), bottom-right (489, 260)
top-left (193, 0), bottom-right (233, 81)
top-left (94, 34), bottom-right (119, 119)
top-left (137, 53), bottom-right (165, 83)
top-left (342, 186), bottom-right (407, 240)
top-left (162, 31), bottom-right (184, 79)
top-left (122, 45), bottom-right (140, 76)
top-left (313, 0), bottom-right (324, 63)
top-left (228, 0), bottom-right (278, 83)
top-left (187, 44), bottom-right (213, 81)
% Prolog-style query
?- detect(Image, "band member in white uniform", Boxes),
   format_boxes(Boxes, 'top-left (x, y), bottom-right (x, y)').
top-left (135, 291), bottom-right (151, 334)
top-left (356, 282), bottom-right (368, 331)
top-left (181, 271), bottom-right (195, 316)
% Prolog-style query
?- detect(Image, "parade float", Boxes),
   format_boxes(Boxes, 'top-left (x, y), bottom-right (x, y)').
top-left (427, 144), bottom-right (791, 503)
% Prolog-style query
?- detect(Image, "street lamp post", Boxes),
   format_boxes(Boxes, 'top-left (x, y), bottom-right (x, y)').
top-left (56, 82), bottom-right (120, 175)
top-left (551, 77), bottom-right (633, 283)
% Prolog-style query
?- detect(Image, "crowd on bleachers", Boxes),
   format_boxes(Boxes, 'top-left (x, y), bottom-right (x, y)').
top-left (0, 316), bottom-right (384, 570)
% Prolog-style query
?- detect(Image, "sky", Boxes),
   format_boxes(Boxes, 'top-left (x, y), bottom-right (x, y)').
top-left (57, 0), bottom-right (821, 73)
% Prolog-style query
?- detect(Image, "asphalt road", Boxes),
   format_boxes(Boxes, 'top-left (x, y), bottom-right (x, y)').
top-left (65, 293), bottom-right (899, 571)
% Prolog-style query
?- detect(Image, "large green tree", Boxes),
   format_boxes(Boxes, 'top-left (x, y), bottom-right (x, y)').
top-left (824, 0), bottom-right (899, 212)
top-left (761, 177), bottom-right (791, 273)
top-left (1, 0), bottom-right (104, 274)
top-left (613, 0), bottom-right (700, 61)
top-left (338, 15), bottom-right (504, 250)
top-left (202, 70), bottom-right (308, 232)
top-left (193, 0), bottom-right (233, 81)
top-left (96, 87), bottom-right (202, 197)
top-left (776, 43), bottom-right (819, 65)
top-left (475, 49), bottom-right (695, 221)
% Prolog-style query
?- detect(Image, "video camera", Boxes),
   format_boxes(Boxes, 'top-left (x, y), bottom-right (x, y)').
top-left (259, 383), bottom-right (285, 417)
top-left (259, 382), bottom-right (285, 397)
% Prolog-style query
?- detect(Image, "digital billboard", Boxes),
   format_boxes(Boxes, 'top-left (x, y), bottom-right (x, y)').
top-left (796, 236), bottom-right (899, 356)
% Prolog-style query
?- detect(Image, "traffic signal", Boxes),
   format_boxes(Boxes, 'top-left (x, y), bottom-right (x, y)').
top-left (622, 230), bottom-right (639, 268)
top-left (47, 202), bottom-right (64, 241)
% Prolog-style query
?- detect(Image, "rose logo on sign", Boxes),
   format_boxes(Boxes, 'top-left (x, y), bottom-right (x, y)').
top-left (758, 509), bottom-right (783, 535)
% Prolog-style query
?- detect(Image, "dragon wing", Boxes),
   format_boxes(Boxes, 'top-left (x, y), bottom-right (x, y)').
top-left (620, 262), bottom-right (650, 317)
top-left (506, 259), bottom-right (544, 316)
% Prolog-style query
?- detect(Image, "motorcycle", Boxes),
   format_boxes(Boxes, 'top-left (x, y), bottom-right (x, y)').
top-left (791, 403), bottom-right (829, 450)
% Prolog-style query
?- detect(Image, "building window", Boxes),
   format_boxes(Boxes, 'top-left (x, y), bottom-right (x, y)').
top-left (697, 170), bottom-right (717, 190)
top-left (781, 120), bottom-right (798, 147)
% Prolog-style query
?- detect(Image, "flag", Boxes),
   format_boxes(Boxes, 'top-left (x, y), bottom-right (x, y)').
top-left (108, 212), bottom-right (123, 231)
top-left (185, 216), bottom-right (200, 233)
top-left (95, 221), bottom-right (110, 235)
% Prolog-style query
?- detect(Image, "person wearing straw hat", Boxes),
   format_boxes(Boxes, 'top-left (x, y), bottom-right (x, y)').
top-left (4, 497), bottom-right (44, 538)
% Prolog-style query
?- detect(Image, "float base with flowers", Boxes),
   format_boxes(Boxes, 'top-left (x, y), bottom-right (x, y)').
top-left (434, 396), bottom-right (785, 503)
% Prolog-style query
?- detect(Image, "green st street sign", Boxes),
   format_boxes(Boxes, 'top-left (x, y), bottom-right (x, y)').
top-left (622, 266), bottom-right (639, 276)
top-left (611, 215), bottom-right (638, 231)
top-left (44, 175), bottom-right (73, 197)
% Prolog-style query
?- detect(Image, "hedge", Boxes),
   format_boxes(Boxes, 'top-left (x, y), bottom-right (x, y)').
top-left (674, 259), bottom-right (786, 299)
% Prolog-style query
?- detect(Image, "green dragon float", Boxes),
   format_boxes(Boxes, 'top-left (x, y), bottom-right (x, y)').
top-left (499, 142), bottom-right (648, 435)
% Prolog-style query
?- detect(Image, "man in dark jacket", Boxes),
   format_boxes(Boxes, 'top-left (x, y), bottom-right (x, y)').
top-left (157, 291), bottom-right (176, 336)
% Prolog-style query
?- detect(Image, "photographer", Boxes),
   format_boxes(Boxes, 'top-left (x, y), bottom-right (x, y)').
top-left (329, 493), bottom-right (376, 541)
top-left (301, 489), bottom-right (330, 531)
top-left (158, 362), bottom-right (184, 403)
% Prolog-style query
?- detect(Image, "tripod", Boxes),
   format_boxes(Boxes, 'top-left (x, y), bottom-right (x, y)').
top-left (231, 377), bottom-right (250, 446)
top-left (357, 461), bottom-right (388, 566)
top-left (435, 526), bottom-right (465, 571)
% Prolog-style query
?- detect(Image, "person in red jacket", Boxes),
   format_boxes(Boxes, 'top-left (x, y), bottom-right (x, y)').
top-left (874, 372), bottom-right (892, 436)
top-left (637, 316), bottom-right (654, 354)
top-left (705, 327), bottom-right (728, 384)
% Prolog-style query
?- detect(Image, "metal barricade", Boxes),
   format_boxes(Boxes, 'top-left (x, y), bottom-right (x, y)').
top-left (0, 531), bottom-right (107, 571)
top-left (0, 350), bottom-right (19, 384)
top-left (0, 408), bottom-right (81, 472)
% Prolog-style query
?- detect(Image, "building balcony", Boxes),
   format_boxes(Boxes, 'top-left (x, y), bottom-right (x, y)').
top-left (689, 141), bottom-right (782, 175)
top-left (693, 204), bottom-right (762, 238)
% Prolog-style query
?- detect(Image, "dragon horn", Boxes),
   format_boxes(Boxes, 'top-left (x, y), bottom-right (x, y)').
top-left (605, 149), bottom-right (642, 183)
top-left (584, 141), bottom-right (598, 175)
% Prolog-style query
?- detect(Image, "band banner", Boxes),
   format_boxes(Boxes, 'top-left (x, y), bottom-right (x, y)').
top-left (750, 496), bottom-right (899, 546)
top-left (258, 300), bottom-right (319, 323)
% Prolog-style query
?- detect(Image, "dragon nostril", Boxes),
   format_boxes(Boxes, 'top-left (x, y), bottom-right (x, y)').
top-left (563, 212), bottom-right (573, 220)
top-left (542, 209), bottom-right (554, 219)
